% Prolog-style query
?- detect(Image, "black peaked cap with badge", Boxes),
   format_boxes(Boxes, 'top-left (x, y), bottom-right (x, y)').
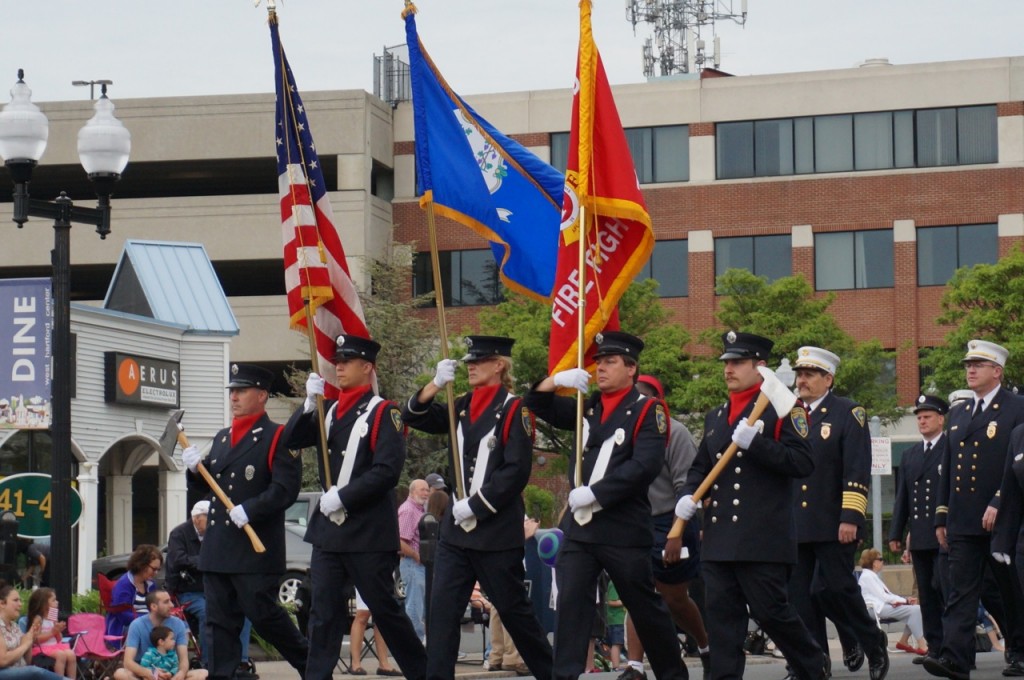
top-left (226, 363), bottom-right (275, 390)
top-left (719, 331), bottom-right (774, 361)
top-left (333, 334), bottom-right (381, 362)
top-left (592, 330), bottom-right (644, 360)
top-left (461, 335), bottom-right (515, 362)
top-left (913, 394), bottom-right (949, 415)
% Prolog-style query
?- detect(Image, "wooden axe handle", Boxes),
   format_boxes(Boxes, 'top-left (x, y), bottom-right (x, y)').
top-left (178, 430), bottom-right (267, 554)
top-left (667, 391), bottom-right (773, 540)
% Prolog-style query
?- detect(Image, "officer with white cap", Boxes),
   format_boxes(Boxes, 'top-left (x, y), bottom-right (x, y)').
top-left (927, 339), bottom-right (1024, 680)
top-left (787, 346), bottom-right (889, 680)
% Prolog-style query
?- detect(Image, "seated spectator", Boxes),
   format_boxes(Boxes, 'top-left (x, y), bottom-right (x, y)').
top-left (0, 584), bottom-right (61, 680)
top-left (139, 626), bottom-right (178, 678)
top-left (107, 545), bottom-right (162, 639)
top-left (348, 589), bottom-right (400, 676)
top-left (858, 548), bottom-right (927, 655)
top-left (26, 589), bottom-right (74, 679)
top-left (112, 589), bottom-right (207, 680)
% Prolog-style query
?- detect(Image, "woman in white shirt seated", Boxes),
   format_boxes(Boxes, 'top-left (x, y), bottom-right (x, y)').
top-left (858, 548), bottom-right (927, 655)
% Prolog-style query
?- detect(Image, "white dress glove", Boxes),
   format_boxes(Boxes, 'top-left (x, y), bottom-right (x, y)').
top-left (319, 486), bottom-right (344, 516)
top-left (568, 486), bottom-right (597, 512)
top-left (994, 552), bottom-right (1012, 565)
top-left (229, 505), bottom-right (249, 528)
top-left (452, 498), bottom-right (475, 523)
top-left (553, 368), bottom-right (591, 393)
top-left (432, 359), bottom-right (458, 388)
top-left (304, 373), bottom-right (325, 413)
top-left (732, 419), bottom-right (762, 450)
top-left (675, 494), bottom-right (698, 521)
top-left (182, 446), bottom-right (202, 473)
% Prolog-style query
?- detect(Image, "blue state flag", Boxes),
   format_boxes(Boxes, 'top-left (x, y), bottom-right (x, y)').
top-left (405, 7), bottom-right (564, 301)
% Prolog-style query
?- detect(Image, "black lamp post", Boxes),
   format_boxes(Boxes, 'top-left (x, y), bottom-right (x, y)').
top-left (0, 69), bottom-right (130, 609)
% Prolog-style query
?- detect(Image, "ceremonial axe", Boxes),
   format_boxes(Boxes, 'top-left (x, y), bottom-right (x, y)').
top-left (161, 410), bottom-right (266, 554)
top-left (666, 365), bottom-right (799, 550)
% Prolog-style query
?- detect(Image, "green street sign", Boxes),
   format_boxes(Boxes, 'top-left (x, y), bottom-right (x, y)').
top-left (0, 473), bottom-right (83, 539)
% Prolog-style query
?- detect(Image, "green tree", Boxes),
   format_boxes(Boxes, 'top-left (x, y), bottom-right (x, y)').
top-left (677, 270), bottom-right (901, 424)
top-left (920, 248), bottom-right (1024, 396)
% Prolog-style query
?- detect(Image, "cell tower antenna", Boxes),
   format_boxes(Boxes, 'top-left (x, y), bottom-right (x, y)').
top-left (626, 0), bottom-right (747, 77)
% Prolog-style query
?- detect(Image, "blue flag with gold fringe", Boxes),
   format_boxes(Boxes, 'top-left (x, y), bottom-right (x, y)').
top-left (404, 5), bottom-right (564, 301)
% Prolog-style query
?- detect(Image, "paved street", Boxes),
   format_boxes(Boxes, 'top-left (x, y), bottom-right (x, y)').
top-left (251, 630), bottom-right (1006, 680)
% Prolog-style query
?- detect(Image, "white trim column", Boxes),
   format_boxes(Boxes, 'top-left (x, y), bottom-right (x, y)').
top-left (108, 475), bottom-right (133, 556)
top-left (76, 462), bottom-right (99, 594)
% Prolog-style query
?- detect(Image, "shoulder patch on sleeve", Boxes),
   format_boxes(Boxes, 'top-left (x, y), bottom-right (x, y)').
top-left (521, 406), bottom-right (533, 437)
top-left (391, 408), bottom-right (403, 431)
top-left (791, 407), bottom-right (809, 438)
top-left (655, 404), bottom-right (668, 434)
top-left (852, 406), bottom-right (867, 428)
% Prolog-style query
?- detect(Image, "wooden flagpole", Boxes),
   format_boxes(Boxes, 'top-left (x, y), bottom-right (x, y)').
top-left (574, 206), bottom-right (588, 488)
top-left (425, 202), bottom-right (466, 500)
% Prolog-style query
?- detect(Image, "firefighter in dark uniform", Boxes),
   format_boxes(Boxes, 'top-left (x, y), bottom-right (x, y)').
top-left (524, 331), bottom-right (686, 680)
top-left (181, 363), bottom-right (308, 680)
top-left (785, 346), bottom-right (889, 680)
top-left (676, 332), bottom-right (822, 680)
top-left (926, 340), bottom-right (1024, 680)
top-left (288, 334), bottom-right (427, 680)
top-left (402, 335), bottom-right (553, 680)
top-left (888, 394), bottom-right (949, 663)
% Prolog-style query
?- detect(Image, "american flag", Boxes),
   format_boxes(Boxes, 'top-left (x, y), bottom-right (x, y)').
top-left (271, 11), bottom-right (369, 397)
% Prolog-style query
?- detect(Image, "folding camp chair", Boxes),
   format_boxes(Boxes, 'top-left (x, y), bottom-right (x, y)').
top-left (68, 613), bottom-right (123, 680)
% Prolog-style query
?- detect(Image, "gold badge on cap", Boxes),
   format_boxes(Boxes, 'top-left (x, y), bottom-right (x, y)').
top-left (821, 423), bottom-right (832, 440)
top-left (245, 465), bottom-right (255, 481)
top-left (988, 421), bottom-right (998, 439)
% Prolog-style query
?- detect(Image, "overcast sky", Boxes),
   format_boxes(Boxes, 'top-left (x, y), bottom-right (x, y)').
top-left (3, 1), bottom-right (1024, 105)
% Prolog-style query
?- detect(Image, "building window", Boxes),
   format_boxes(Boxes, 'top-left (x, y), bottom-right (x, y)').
top-left (0, 431), bottom-right (53, 476)
top-left (635, 239), bottom-right (688, 296)
top-left (550, 125), bottom-right (689, 182)
top-left (917, 223), bottom-right (998, 286)
top-left (715, 235), bottom-right (791, 282)
top-left (716, 105), bottom-right (996, 179)
top-left (815, 230), bottom-right (894, 290)
top-left (413, 249), bottom-right (503, 307)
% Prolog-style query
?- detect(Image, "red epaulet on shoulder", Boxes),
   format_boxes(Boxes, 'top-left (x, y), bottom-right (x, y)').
top-left (501, 397), bottom-right (530, 444)
top-left (370, 400), bottom-right (402, 452)
top-left (267, 424), bottom-right (285, 471)
top-left (632, 397), bottom-right (662, 440)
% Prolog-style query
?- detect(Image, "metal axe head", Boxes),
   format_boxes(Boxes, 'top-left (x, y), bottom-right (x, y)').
top-left (756, 365), bottom-right (798, 417)
top-left (159, 410), bottom-right (185, 456)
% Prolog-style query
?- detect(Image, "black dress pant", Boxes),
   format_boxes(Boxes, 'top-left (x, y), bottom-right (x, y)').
top-left (940, 534), bottom-right (1024, 669)
top-left (306, 547), bottom-right (426, 680)
top-left (204, 571), bottom-right (308, 680)
top-left (704, 561), bottom-right (822, 680)
top-left (790, 541), bottom-right (882, 659)
top-left (910, 548), bottom-right (945, 652)
top-left (554, 540), bottom-right (685, 680)
top-left (426, 540), bottom-right (552, 680)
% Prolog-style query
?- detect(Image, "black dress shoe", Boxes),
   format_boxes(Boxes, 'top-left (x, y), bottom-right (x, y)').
top-left (1003, 659), bottom-right (1024, 677)
top-left (868, 640), bottom-right (889, 680)
top-left (913, 654), bottom-right (939, 666)
top-left (844, 645), bottom-right (865, 672)
top-left (922, 656), bottom-right (969, 680)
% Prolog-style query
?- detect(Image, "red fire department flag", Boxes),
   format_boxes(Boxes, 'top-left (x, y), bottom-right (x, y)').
top-left (548, 0), bottom-right (654, 375)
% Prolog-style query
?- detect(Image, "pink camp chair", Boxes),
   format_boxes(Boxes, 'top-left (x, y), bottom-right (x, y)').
top-left (67, 613), bottom-right (123, 680)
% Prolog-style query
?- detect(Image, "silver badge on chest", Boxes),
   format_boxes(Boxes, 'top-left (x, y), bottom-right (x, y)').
top-left (245, 465), bottom-right (255, 481)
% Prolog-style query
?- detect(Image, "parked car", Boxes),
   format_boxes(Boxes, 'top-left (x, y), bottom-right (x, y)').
top-left (91, 491), bottom-right (320, 605)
